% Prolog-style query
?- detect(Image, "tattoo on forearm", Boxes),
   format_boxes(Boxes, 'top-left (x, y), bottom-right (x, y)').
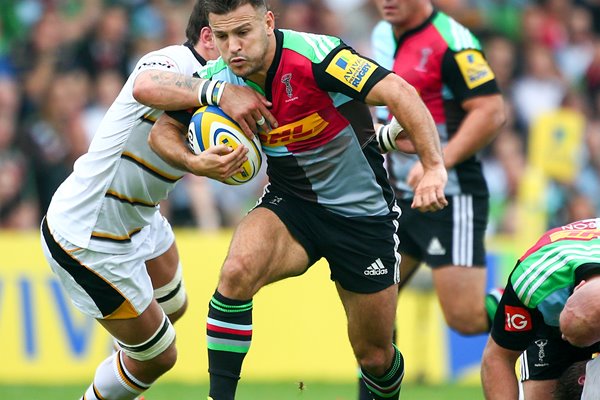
top-left (149, 71), bottom-right (200, 92)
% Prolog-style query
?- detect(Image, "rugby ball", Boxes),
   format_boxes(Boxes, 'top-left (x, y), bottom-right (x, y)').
top-left (187, 105), bottom-right (263, 185)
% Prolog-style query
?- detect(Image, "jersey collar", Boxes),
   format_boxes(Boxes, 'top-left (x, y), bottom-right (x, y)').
top-left (263, 29), bottom-right (284, 102)
top-left (394, 9), bottom-right (438, 57)
top-left (184, 40), bottom-right (207, 66)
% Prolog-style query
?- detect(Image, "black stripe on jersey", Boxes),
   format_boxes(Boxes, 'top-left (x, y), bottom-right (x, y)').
top-left (118, 317), bottom-right (170, 354)
top-left (91, 227), bottom-right (143, 243)
top-left (156, 281), bottom-right (182, 303)
top-left (41, 218), bottom-right (127, 317)
top-left (105, 190), bottom-right (157, 207)
top-left (121, 152), bottom-right (182, 183)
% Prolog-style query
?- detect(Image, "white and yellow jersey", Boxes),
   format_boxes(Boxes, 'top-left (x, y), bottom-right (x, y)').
top-left (47, 44), bottom-right (204, 254)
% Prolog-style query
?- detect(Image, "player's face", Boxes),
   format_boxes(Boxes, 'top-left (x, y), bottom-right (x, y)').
top-left (209, 4), bottom-right (275, 81)
top-left (375, 0), bottom-right (424, 28)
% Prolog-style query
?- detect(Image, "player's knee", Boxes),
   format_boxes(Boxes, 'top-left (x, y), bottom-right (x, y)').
top-left (118, 315), bottom-right (178, 375)
top-left (355, 345), bottom-right (389, 376)
top-left (154, 264), bottom-right (188, 323)
top-left (220, 255), bottom-right (260, 295)
top-left (444, 308), bottom-right (485, 335)
top-left (150, 344), bottom-right (178, 373)
top-left (166, 298), bottom-right (188, 323)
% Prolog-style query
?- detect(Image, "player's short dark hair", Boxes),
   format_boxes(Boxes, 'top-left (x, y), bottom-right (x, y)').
top-left (553, 360), bottom-right (587, 400)
top-left (185, 0), bottom-right (209, 45)
top-left (203, 0), bottom-right (267, 15)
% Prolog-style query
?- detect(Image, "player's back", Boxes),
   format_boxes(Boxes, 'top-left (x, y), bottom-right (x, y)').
top-left (47, 44), bottom-right (203, 254)
top-left (510, 218), bottom-right (600, 324)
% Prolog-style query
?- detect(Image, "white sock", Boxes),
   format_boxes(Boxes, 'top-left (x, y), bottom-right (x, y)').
top-left (82, 351), bottom-right (150, 400)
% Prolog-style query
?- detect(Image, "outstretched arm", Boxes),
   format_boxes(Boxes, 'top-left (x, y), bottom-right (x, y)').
top-left (134, 70), bottom-right (278, 137)
top-left (367, 73), bottom-right (448, 212)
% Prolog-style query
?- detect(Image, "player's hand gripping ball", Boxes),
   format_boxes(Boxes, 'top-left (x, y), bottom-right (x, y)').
top-left (188, 105), bottom-right (263, 185)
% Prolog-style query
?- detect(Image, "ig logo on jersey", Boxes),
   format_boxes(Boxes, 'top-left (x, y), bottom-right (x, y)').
top-left (504, 305), bottom-right (532, 332)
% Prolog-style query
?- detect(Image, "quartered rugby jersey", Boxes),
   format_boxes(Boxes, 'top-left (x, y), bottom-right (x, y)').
top-left (192, 29), bottom-right (395, 218)
top-left (371, 10), bottom-right (500, 198)
top-left (511, 218), bottom-right (600, 326)
top-left (46, 43), bottom-right (206, 254)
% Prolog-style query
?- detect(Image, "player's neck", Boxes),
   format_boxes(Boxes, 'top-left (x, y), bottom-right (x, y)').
top-left (392, 4), bottom-right (433, 37)
top-left (246, 36), bottom-right (277, 90)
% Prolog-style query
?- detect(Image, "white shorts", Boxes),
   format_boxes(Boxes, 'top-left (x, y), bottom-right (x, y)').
top-left (41, 212), bottom-right (175, 319)
top-left (582, 356), bottom-right (600, 400)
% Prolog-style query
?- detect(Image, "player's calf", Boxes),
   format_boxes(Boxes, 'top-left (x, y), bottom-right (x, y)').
top-left (360, 344), bottom-right (404, 400)
top-left (83, 314), bottom-right (177, 399)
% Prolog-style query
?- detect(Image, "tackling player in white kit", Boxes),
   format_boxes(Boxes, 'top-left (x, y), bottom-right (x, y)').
top-left (39, 2), bottom-right (276, 399)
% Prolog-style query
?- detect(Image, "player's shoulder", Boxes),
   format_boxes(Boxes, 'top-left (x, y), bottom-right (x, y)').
top-left (431, 10), bottom-right (482, 52)
top-left (372, 20), bottom-right (393, 40)
top-left (198, 58), bottom-right (245, 85)
top-left (134, 44), bottom-right (199, 74)
top-left (279, 29), bottom-right (342, 63)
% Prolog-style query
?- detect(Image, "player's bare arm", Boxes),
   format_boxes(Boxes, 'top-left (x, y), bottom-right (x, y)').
top-left (442, 94), bottom-right (505, 169)
top-left (134, 70), bottom-right (277, 137)
top-left (405, 94), bottom-right (505, 193)
top-left (375, 118), bottom-right (415, 154)
top-left (133, 70), bottom-right (206, 110)
top-left (148, 113), bottom-right (248, 182)
top-left (367, 73), bottom-right (448, 212)
top-left (481, 337), bottom-right (521, 400)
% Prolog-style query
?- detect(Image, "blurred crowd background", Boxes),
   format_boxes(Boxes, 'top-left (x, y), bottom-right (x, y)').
top-left (1, 0), bottom-right (600, 234)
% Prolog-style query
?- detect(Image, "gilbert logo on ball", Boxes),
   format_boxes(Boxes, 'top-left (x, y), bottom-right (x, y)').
top-left (188, 105), bottom-right (263, 185)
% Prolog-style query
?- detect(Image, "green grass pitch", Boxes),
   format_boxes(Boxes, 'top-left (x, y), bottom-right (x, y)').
top-left (0, 382), bottom-right (483, 399)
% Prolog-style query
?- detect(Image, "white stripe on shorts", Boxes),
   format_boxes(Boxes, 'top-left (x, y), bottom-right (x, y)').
top-left (519, 351), bottom-right (529, 381)
top-left (452, 195), bottom-right (474, 266)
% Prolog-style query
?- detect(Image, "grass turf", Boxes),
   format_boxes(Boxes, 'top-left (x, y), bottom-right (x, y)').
top-left (0, 382), bottom-right (484, 399)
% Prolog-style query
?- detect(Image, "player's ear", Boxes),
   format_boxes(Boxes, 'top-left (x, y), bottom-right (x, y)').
top-left (200, 27), bottom-right (214, 47)
top-left (265, 10), bottom-right (275, 35)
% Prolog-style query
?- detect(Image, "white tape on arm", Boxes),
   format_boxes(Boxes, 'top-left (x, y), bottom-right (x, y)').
top-left (376, 117), bottom-right (404, 153)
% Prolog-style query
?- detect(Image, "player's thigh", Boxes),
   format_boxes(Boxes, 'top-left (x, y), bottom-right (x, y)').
top-left (41, 220), bottom-right (157, 320)
top-left (99, 299), bottom-right (168, 346)
top-left (336, 283), bottom-right (398, 349)
top-left (398, 253), bottom-right (421, 290)
top-left (145, 213), bottom-right (179, 288)
top-left (432, 265), bottom-right (486, 312)
top-left (225, 206), bottom-right (310, 287)
top-left (319, 205), bottom-right (401, 294)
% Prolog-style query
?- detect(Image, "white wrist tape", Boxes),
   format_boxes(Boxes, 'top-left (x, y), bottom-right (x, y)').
top-left (376, 117), bottom-right (404, 153)
top-left (197, 80), bottom-right (226, 106)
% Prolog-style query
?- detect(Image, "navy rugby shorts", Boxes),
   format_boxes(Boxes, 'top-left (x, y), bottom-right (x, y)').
top-left (256, 188), bottom-right (401, 293)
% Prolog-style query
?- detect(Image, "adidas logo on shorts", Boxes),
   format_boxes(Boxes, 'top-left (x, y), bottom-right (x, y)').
top-left (427, 237), bottom-right (446, 255)
top-left (364, 258), bottom-right (388, 276)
